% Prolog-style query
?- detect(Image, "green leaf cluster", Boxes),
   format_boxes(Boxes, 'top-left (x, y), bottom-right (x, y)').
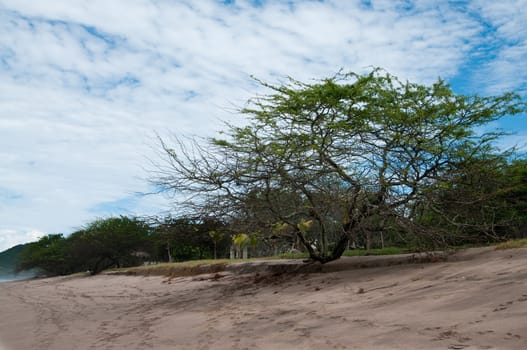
top-left (154, 68), bottom-right (526, 262)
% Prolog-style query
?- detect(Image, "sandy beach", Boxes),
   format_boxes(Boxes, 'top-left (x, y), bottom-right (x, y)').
top-left (0, 247), bottom-right (526, 350)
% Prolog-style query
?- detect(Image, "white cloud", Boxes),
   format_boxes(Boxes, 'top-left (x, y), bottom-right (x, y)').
top-left (0, 0), bottom-right (525, 249)
top-left (0, 229), bottom-right (43, 252)
top-left (465, 0), bottom-right (527, 94)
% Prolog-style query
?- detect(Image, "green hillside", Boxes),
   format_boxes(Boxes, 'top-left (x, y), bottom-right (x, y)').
top-left (0, 244), bottom-right (27, 276)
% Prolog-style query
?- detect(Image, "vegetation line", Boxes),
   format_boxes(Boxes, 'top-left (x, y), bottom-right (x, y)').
top-left (6, 68), bottom-right (526, 278)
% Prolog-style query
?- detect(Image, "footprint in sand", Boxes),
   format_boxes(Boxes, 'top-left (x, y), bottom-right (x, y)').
top-left (505, 332), bottom-right (522, 340)
top-left (493, 300), bottom-right (514, 312)
top-left (448, 345), bottom-right (468, 349)
top-left (324, 338), bottom-right (347, 349)
top-left (293, 327), bottom-right (312, 337)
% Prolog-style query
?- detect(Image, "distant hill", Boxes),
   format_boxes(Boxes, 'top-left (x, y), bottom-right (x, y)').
top-left (0, 244), bottom-right (28, 276)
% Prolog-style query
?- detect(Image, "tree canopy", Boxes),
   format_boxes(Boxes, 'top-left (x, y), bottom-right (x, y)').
top-left (153, 68), bottom-right (526, 263)
top-left (16, 215), bottom-right (233, 276)
top-left (68, 216), bottom-right (151, 274)
top-left (17, 216), bottom-right (152, 276)
top-left (16, 234), bottom-right (73, 276)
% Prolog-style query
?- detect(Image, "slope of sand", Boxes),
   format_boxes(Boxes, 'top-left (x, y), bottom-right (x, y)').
top-left (0, 247), bottom-right (526, 350)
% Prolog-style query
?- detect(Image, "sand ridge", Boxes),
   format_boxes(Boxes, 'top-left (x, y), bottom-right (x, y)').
top-left (0, 247), bottom-right (526, 349)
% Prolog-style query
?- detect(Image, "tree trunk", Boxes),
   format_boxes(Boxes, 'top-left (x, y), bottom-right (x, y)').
top-left (321, 230), bottom-right (328, 257)
top-left (366, 230), bottom-right (372, 250)
top-left (303, 233), bottom-right (349, 264)
top-left (242, 246), bottom-right (248, 259)
top-left (329, 234), bottom-right (349, 262)
top-left (167, 241), bottom-right (174, 263)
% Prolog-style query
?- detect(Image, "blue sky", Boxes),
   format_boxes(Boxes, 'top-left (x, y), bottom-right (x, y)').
top-left (0, 0), bottom-right (526, 252)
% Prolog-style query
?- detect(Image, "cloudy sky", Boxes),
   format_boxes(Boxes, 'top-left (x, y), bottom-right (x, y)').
top-left (0, 0), bottom-right (526, 252)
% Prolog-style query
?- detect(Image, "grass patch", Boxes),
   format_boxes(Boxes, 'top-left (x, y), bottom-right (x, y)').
top-left (109, 260), bottom-right (229, 278)
top-left (495, 238), bottom-right (527, 250)
top-left (237, 247), bottom-right (412, 260)
top-left (274, 252), bottom-right (309, 259)
top-left (107, 247), bottom-right (414, 278)
top-left (274, 247), bottom-right (412, 259)
top-left (110, 257), bottom-right (285, 278)
top-left (273, 247), bottom-right (412, 259)
top-left (343, 247), bottom-right (411, 257)
top-left (130, 259), bottom-right (231, 270)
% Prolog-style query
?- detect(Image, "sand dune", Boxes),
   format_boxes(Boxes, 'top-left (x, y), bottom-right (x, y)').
top-left (0, 247), bottom-right (526, 350)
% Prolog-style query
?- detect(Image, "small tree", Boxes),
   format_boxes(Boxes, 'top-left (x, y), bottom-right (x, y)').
top-left (153, 68), bottom-right (525, 263)
top-left (230, 233), bottom-right (257, 259)
top-left (208, 230), bottom-right (224, 259)
top-left (149, 216), bottom-right (230, 262)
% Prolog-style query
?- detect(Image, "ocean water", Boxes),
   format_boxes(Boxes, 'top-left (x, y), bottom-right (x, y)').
top-left (0, 275), bottom-right (33, 283)
top-left (0, 277), bottom-right (17, 283)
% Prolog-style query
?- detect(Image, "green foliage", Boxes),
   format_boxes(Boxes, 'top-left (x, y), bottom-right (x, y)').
top-left (296, 220), bottom-right (313, 236)
top-left (495, 238), bottom-right (527, 249)
top-left (275, 247), bottom-right (411, 258)
top-left (232, 233), bottom-right (250, 247)
top-left (208, 230), bottom-right (224, 242)
top-left (274, 251), bottom-right (309, 259)
top-left (154, 68), bottom-right (526, 263)
top-left (69, 216), bottom-right (151, 274)
top-left (150, 216), bottom-right (230, 262)
top-left (0, 244), bottom-right (28, 275)
top-left (16, 216), bottom-right (152, 276)
top-left (417, 156), bottom-right (527, 245)
top-left (209, 230), bottom-right (225, 259)
top-left (503, 160), bottom-right (527, 228)
top-left (272, 221), bottom-right (291, 234)
top-left (16, 234), bottom-right (74, 276)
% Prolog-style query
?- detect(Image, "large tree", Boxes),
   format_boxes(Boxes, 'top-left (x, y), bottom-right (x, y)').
top-left (153, 69), bottom-right (525, 263)
top-left (68, 216), bottom-right (151, 274)
top-left (16, 234), bottom-right (74, 276)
